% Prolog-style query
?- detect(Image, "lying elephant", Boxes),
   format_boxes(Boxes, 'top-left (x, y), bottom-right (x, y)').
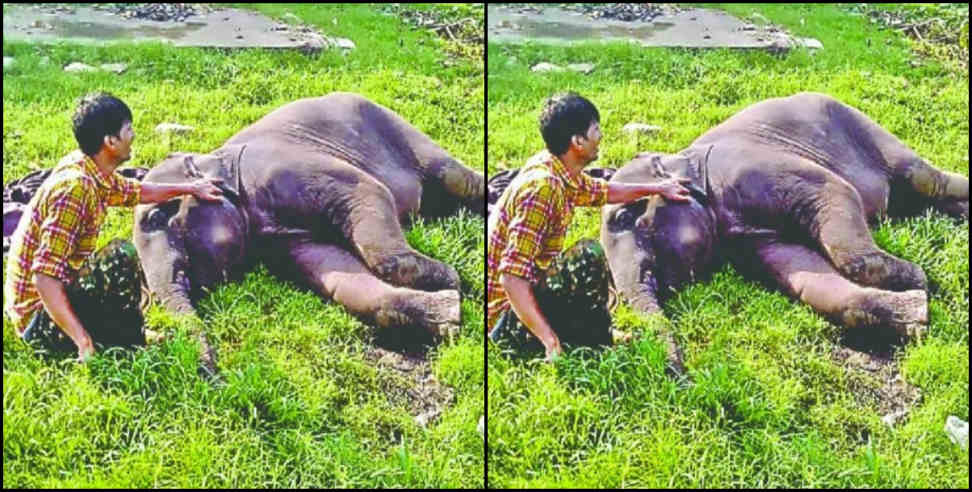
top-left (134, 92), bottom-right (484, 342)
top-left (602, 92), bottom-right (968, 365)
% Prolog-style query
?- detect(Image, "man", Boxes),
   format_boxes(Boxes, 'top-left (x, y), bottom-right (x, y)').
top-left (4, 92), bottom-right (223, 363)
top-left (487, 92), bottom-right (691, 361)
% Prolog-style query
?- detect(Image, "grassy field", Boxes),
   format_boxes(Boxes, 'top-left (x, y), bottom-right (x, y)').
top-left (3, 4), bottom-right (484, 488)
top-left (487, 3), bottom-right (968, 488)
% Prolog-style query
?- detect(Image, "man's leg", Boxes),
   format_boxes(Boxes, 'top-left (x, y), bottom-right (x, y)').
top-left (489, 239), bottom-right (614, 352)
top-left (70, 238), bottom-right (147, 348)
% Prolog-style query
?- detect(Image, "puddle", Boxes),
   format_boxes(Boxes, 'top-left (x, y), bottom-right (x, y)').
top-left (488, 4), bottom-right (818, 50)
top-left (2, 4), bottom-right (329, 50)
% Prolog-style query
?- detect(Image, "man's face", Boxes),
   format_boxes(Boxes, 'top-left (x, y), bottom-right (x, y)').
top-left (572, 120), bottom-right (602, 165)
top-left (106, 121), bottom-right (135, 164)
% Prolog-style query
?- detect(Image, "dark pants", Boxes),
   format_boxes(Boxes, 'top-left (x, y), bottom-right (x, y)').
top-left (489, 238), bottom-right (613, 352)
top-left (22, 239), bottom-right (146, 354)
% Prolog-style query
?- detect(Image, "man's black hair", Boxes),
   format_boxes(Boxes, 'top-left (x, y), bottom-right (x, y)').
top-left (72, 92), bottom-right (132, 157)
top-left (539, 92), bottom-right (600, 156)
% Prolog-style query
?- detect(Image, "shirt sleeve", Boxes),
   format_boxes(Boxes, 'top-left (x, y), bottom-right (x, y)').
top-left (572, 172), bottom-right (609, 207)
top-left (30, 181), bottom-right (89, 281)
top-left (105, 175), bottom-right (142, 207)
top-left (496, 181), bottom-right (556, 284)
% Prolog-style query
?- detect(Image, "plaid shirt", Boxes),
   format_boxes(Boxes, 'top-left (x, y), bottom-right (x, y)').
top-left (486, 150), bottom-right (608, 329)
top-left (3, 150), bottom-right (142, 335)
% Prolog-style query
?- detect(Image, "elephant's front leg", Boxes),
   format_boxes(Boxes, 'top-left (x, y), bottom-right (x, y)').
top-left (266, 238), bottom-right (460, 338)
top-left (341, 172), bottom-right (461, 292)
top-left (799, 177), bottom-right (927, 292)
top-left (737, 238), bottom-right (927, 339)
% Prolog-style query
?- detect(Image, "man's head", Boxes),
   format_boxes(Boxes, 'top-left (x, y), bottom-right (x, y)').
top-left (72, 92), bottom-right (135, 165)
top-left (539, 92), bottom-right (602, 165)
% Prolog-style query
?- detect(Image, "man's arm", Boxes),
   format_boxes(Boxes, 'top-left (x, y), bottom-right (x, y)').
top-left (34, 272), bottom-right (94, 362)
top-left (606, 177), bottom-right (692, 204)
top-left (501, 273), bottom-right (562, 360)
top-left (139, 178), bottom-right (224, 204)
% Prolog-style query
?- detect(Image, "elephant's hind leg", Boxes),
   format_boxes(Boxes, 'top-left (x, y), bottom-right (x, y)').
top-left (739, 239), bottom-right (927, 340)
top-left (340, 170), bottom-right (461, 292)
top-left (804, 177), bottom-right (927, 292)
top-left (839, 101), bottom-right (969, 220)
top-left (266, 238), bottom-right (461, 338)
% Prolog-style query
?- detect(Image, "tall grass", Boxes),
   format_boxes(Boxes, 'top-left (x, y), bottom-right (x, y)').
top-left (487, 3), bottom-right (968, 488)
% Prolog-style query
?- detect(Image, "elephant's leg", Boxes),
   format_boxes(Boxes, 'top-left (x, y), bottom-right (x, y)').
top-left (266, 238), bottom-right (460, 338)
top-left (423, 156), bottom-right (486, 217)
top-left (803, 178), bottom-right (927, 292)
top-left (739, 239), bottom-right (927, 339)
top-left (341, 172), bottom-right (461, 292)
top-left (839, 101), bottom-right (969, 220)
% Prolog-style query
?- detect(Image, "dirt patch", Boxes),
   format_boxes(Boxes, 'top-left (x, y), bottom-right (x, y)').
top-left (363, 346), bottom-right (455, 428)
top-left (831, 346), bottom-right (922, 424)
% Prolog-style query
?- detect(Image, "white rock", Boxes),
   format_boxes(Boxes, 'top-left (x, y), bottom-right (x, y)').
top-left (945, 416), bottom-right (968, 450)
top-left (335, 38), bottom-right (355, 50)
top-left (64, 62), bottom-right (97, 72)
top-left (3, 57), bottom-right (12, 70)
top-left (800, 38), bottom-right (823, 49)
top-left (100, 63), bottom-right (127, 74)
top-left (155, 123), bottom-right (195, 135)
top-left (567, 63), bottom-right (595, 74)
top-left (622, 123), bottom-right (663, 135)
top-left (531, 62), bottom-right (564, 72)
top-left (477, 415), bottom-right (485, 438)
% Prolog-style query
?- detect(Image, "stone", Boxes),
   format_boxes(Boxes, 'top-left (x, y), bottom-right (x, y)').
top-left (800, 38), bottom-right (823, 49)
top-left (3, 57), bottom-right (12, 70)
top-left (64, 62), bottom-right (97, 72)
top-left (478, 415), bottom-right (485, 438)
top-left (335, 38), bottom-right (355, 50)
top-left (945, 416), bottom-right (968, 451)
top-left (155, 123), bottom-right (195, 135)
top-left (622, 123), bottom-right (663, 135)
top-left (100, 63), bottom-right (127, 74)
top-left (567, 63), bottom-right (595, 74)
top-left (531, 62), bottom-right (564, 72)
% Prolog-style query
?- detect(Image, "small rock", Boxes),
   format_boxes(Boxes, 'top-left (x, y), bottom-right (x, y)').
top-left (567, 63), bottom-right (595, 74)
top-left (64, 62), bottom-right (97, 73)
top-left (478, 415), bottom-right (485, 438)
top-left (945, 416), bottom-right (968, 451)
top-left (100, 63), bottom-right (127, 74)
top-left (623, 123), bottom-right (662, 135)
top-left (3, 57), bottom-right (13, 70)
top-left (531, 62), bottom-right (564, 72)
top-left (800, 38), bottom-right (823, 50)
top-left (155, 123), bottom-right (195, 135)
top-left (335, 38), bottom-right (355, 50)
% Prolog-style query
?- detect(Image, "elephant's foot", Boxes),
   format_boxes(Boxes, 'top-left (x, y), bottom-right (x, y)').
top-left (842, 288), bottom-right (928, 340)
top-left (376, 289), bottom-right (461, 339)
top-left (840, 251), bottom-right (927, 292)
top-left (373, 252), bottom-right (461, 292)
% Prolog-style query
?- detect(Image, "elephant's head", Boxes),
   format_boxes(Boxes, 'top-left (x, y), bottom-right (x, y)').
top-left (600, 151), bottom-right (718, 313)
top-left (134, 146), bottom-right (249, 313)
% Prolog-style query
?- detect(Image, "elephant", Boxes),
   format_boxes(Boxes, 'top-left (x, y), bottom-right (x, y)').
top-left (601, 92), bottom-right (968, 371)
top-left (133, 92), bottom-right (484, 349)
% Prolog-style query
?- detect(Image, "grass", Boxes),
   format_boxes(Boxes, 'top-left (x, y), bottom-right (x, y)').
top-left (487, 3), bottom-right (968, 488)
top-left (3, 4), bottom-right (483, 488)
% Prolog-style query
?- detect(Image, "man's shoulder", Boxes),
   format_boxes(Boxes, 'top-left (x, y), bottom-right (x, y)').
top-left (36, 152), bottom-right (96, 203)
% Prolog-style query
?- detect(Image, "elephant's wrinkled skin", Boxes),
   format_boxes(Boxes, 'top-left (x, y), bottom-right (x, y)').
top-left (134, 93), bottom-right (484, 341)
top-left (602, 93), bottom-right (968, 366)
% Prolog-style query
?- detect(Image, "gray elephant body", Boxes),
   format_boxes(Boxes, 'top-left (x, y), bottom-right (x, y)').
top-left (135, 92), bottom-right (484, 339)
top-left (602, 93), bottom-right (968, 357)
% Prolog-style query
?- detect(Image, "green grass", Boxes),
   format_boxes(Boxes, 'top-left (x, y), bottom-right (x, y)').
top-left (487, 3), bottom-right (968, 488)
top-left (3, 4), bottom-right (483, 488)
